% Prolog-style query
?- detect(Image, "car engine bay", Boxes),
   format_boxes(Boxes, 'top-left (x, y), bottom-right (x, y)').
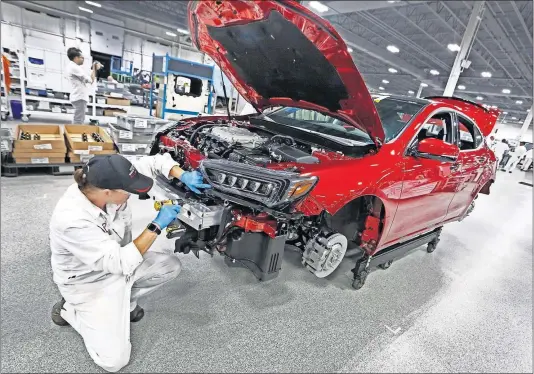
top-left (148, 117), bottom-right (375, 283)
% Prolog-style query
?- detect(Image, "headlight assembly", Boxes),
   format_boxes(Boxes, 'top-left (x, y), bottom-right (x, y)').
top-left (200, 160), bottom-right (317, 208)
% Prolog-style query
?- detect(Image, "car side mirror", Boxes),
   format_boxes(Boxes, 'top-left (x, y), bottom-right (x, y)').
top-left (412, 138), bottom-right (459, 162)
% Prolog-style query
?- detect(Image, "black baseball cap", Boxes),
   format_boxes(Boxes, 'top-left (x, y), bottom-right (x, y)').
top-left (83, 154), bottom-right (153, 194)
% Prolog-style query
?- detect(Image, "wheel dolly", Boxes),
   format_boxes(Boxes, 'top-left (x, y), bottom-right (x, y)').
top-left (350, 227), bottom-right (443, 290)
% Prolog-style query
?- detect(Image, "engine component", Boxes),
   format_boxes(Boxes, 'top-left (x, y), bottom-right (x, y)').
top-left (269, 144), bottom-right (319, 164)
top-left (20, 131), bottom-right (31, 140)
top-left (82, 133), bottom-right (88, 142)
top-left (227, 149), bottom-right (271, 166)
top-left (224, 231), bottom-right (286, 281)
top-left (209, 126), bottom-right (265, 148)
top-left (302, 232), bottom-right (348, 278)
top-left (33, 133), bottom-right (40, 140)
top-left (177, 201), bottom-right (225, 230)
top-left (91, 132), bottom-right (104, 142)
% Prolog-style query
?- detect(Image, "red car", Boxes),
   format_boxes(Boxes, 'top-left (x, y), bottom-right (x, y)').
top-left (149, 0), bottom-right (499, 289)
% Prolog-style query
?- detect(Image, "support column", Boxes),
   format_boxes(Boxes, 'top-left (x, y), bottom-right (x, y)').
top-left (518, 106), bottom-right (533, 139)
top-left (416, 83), bottom-right (427, 98)
top-left (443, 1), bottom-right (485, 97)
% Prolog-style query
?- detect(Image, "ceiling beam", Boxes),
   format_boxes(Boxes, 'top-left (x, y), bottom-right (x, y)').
top-left (479, 2), bottom-right (533, 84)
top-left (301, 0), bottom-right (411, 17)
top-left (332, 25), bottom-right (438, 88)
top-left (436, 1), bottom-right (531, 97)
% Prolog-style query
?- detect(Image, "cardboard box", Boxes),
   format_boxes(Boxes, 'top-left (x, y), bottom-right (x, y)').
top-left (106, 97), bottom-right (131, 106)
top-left (13, 124), bottom-right (67, 154)
top-left (68, 149), bottom-right (116, 163)
top-left (12, 153), bottom-right (66, 164)
top-left (104, 109), bottom-right (128, 117)
top-left (64, 125), bottom-right (115, 151)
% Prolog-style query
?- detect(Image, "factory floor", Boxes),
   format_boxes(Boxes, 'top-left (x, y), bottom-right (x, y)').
top-left (1, 169), bottom-right (532, 373)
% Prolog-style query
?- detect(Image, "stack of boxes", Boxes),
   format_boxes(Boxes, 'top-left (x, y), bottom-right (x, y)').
top-left (103, 96), bottom-right (130, 117)
top-left (109, 114), bottom-right (176, 163)
top-left (11, 124), bottom-right (67, 164)
top-left (64, 125), bottom-right (117, 163)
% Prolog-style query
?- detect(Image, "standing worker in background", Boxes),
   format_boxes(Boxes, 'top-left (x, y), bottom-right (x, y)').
top-left (521, 147), bottom-right (533, 171)
top-left (503, 142), bottom-right (527, 173)
top-left (49, 153), bottom-right (210, 372)
top-left (492, 139), bottom-right (509, 168)
top-left (67, 47), bottom-right (102, 124)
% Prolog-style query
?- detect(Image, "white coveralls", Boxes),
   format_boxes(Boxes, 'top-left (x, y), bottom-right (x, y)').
top-left (521, 149), bottom-right (533, 171)
top-left (492, 141), bottom-right (509, 167)
top-left (504, 145), bottom-right (527, 172)
top-left (49, 153), bottom-right (182, 372)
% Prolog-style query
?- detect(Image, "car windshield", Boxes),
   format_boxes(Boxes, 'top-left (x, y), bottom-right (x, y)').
top-left (260, 96), bottom-right (425, 144)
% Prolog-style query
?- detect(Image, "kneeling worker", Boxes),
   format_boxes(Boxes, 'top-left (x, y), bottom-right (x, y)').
top-left (49, 153), bottom-right (210, 372)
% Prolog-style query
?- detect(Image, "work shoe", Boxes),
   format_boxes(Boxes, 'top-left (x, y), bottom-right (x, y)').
top-left (51, 298), bottom-right (70, 327)
top-left (130, 305), bottom-right (144, 323)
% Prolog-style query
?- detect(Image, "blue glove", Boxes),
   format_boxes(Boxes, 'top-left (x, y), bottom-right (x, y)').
top-left (179, 170), bottom-right (211, 194)
top-left (153, 204), bottom-right (181, 229)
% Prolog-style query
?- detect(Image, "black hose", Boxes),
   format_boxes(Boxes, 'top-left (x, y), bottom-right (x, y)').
top-left (188, 123), bottom-right (218, 145)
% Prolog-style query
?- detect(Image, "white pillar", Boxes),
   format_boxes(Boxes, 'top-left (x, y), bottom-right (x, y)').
top-left (518, 106), bottom-right (533, 139)
top-left (416, 83), bottom-right (427, 98)
top-left (443, 1), bottom-right (485, 97)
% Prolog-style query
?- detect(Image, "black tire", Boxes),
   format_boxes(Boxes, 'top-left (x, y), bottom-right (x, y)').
top-left (427, 243), bottom-right (436, 253)
top-left (379, 260), bottom-right (393, 270)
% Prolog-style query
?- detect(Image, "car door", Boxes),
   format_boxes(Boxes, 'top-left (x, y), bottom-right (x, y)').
top-left (444, 113), bottom-right (487, 220)
top-left (384, 110), bottom-right (461, 244)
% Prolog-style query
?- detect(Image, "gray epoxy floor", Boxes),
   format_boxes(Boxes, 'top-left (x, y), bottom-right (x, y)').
top-left (1, 169), bottom-right (532, 373)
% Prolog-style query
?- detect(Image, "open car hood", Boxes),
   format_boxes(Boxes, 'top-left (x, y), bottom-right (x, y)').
top-left (188, 0), bottom-right (385, 146)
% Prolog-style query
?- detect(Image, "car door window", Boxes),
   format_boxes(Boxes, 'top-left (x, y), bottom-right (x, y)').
top-left (457, 114), bottom-right (483, 150)
top-left (415, 111), bottom-right (455, 145)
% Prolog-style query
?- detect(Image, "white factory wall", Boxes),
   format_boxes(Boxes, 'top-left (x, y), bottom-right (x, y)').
top-left (1, 2), bottom-right (205, 74)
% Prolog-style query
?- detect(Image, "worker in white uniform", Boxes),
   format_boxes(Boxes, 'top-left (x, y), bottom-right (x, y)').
top-left (521, 148), bottom-right (533, 171)
top-left (49, 153), bottom-right (210, 372)
top-left (492, 139), bottom-right (509, 168)
top-left (503, 143), bottom-right (527, 173)
top-left (67, 47), bottom-right (101, 124)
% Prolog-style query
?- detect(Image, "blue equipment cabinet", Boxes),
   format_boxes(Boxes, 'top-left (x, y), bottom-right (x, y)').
top-left (149, 54), bottom-right (214, 120)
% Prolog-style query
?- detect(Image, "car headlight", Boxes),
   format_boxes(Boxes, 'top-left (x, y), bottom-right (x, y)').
top-left (200, 160), bottom-right (317, 208)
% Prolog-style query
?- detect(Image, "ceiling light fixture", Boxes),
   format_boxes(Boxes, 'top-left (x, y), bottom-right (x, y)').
top-left (528, 109), bottom-right (531, 112)
top-left (85, 1), bottom-right (101, 7)
top-left (388, 67), bottom-right (398, 73)
top-left (176, 27), bottom-right (189, 35)
top-left (166, 31), bottom-right (177, 37)
top-left (429, 69), bottom-right (439, 75)
top-left (511, 117), bottom-right (517, 120)
top-left (387, 45), bottom-right (400, 53)
top-left (481, 71), bottom-right (492, 78)
top-left (382, 79), bottom-right (389, 84)
top-left (309, 1), bottom-right (329, 13)
top-left (503, 111), bottom-right (508, 114)
top-left (502, 88), bottom-right (511, 94)
top-left (447, 43), bottom-right (461, 52)
top-left (476, 96), bottom-right (483, 100)
top-left (78, 6), bottom-right (93, 13)
top-left (458, 85), bottom-right (466, 90)
top-left (516, 100), bottom-right (523, 104)
top-left (421, 83), bottom-right (428, 87)
top-left (491, 105), bottom-right (498, 109)
top-left (379, 86), bottom-right (385, 90)
top-left (408, 90), bottom-right (415, 94)
top-left (347, 47), bottom-right (353, 53)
